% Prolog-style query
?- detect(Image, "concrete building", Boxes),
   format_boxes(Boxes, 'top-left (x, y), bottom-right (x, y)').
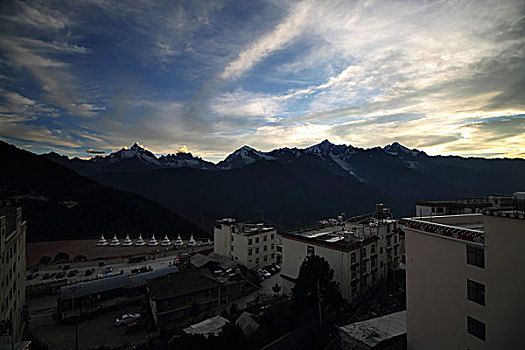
top-left (281, 205), bottom-right (402, 301)
top-left (147, 268), bottom-right (244, 329)
top-left (214, 218), bottom-right (277, 269)
top-left (0, 208), bottom-right (27, 345)
top-left (404, 207), bottom-right (525, 349)
top-left (415, 194), bottom-right (513, 217)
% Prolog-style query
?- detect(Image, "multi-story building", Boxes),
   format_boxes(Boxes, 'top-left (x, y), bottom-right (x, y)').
top-left (281, 204), bottom-right (402, 301)
top-left (403, 204), bottom-right (525, 349)
top-left (0, 207), bottom-right (27, 345)
top-left (214, 218), bottom-right (277, 269)
top-left (415, 194), bottom-right (513, 217)
top-left (147, 269), bottom-right (244, 329)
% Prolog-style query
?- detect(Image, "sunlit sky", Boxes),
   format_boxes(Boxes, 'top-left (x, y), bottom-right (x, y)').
top-left (1, 0), bottom-right (524, 162)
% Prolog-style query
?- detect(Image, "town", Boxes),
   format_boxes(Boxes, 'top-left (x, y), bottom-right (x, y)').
top-left (1, 192), bottom-right (524, 349)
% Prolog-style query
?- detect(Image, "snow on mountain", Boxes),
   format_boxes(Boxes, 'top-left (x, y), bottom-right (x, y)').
top-left (383, 142), bottom-right (420, 157)
top-left (217, 145), bottom-right (276, 169)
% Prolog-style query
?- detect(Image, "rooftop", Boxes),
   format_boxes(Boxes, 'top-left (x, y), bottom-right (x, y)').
top-left (147, 268), bottom-right (221, 300)
top-left (339, 310), bottom-right (406, 348)
top-left (283, 215), bottom-right (395, 252)
top-left (402, 214), bottom-right (484, 245)
top-left (183, 315), bottom-right (230, 337)
top-left (60, 266), bottom-right (179, 300)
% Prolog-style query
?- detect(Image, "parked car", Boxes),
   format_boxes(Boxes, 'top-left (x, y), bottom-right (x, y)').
top-left (115, 313), bottom-right (141, 326)
top-left (55, 272), bottom-right (66, 279)
top-left (67, 270), bottom-right (78, 278)
top-left (98, 261), bottom-right (105, 267)
top-left (62, 265), bottom-right (70, 270)
top-left (85, 269), bottom-right (93, 276)
top-left (105, 267), bottom-right (113, 273)
top-left (42, 272), bottom-right (56, 280)
top-left (257, 269), bottom-right (271, 278)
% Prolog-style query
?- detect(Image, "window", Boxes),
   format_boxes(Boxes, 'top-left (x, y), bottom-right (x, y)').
top-left (248, 249), bottom-right (252, 256)
top-left (255, 248), bottom-right (259, 254)
top-left (271, 243), bottom-right (275, 250)
top-left (351, 252), bottom-right (356, 263)
top-left (467, 246), bottom-right (485, 268)
top-left (248, 238), bottom-right (252, 245)
top-left (255, 237), bottom-right (259, 244)
top-left (263, 235), bottom-right (267, 241)
top-left (231, 235), bottom-right (234, 241)
top-left (394, 246), bottom-right (398, 256)
top-left (467, 280), bottom-right (485, 306)
top-left (467, 316), bottom-right (485, 341)
top-left (380, 247), bottom-right (384, 254)
top-left (271, 234), bottom-right (275, 239)
top-left (380, 261), bottom-right (384, 268)
top-left (386, 236), bottom-right (391, 247)
top-left (271, 253), bottom-right (275, 259)
top-left (361, 247), bottom-right (367, 257)
top-left (387, 225), bottom-right (391, 233)
top-left (256, 258), bottom-right (260, 264)
top-left (264, 245), bottom-right (267, 251)
top-left (307, 245), bottom-right (315, 256)
top-left (371, 244), bottom-right (376, 254)
top-left (371, 256), bottom-right (377, 269)
top-left (394, 235), bottom-right (398, 243)
top-left (263, 255), bottom-right (267, 261)
top-left (351, 266), bottom-right (357, 279)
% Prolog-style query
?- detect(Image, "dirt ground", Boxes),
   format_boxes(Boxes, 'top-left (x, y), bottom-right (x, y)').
top-left (26, 238), bottom-right (211, 267)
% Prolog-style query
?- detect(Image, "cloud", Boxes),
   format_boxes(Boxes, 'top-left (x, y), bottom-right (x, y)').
top-left (175, 145), bottom-right (190, 154)
top-left (86, 148), bottom-right (105, 154)
top-left (219, 1), bottom-right (312, 80)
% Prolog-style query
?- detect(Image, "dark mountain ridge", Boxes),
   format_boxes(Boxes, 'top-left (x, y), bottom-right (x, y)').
top-left (0, 141), bottom-right (207, 241)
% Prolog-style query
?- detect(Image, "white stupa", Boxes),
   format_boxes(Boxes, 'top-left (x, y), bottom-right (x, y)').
top-left (148, 234), bottom-right (158, 246)
top-left (122, 234), bottom-right (133, 246)
top-left (161, 234), bottom-right (171, 246)
top-left (187, 234), bottom-right (196, 247)
top-left (109, 234), bottom-right (120, 246)
top-left (135, 234), bottom-right (145, 246)
top-left (175, 234), bottom-right (184, 247)
top-left (97, 234), bottom-right (108, 246)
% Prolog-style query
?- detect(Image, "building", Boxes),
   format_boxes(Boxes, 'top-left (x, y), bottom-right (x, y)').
top-left (147, 268), bottom-right (244, 329)
top-left (415, 194), bottom-right (513, 217)
top-left (214, 218), bottom-right (277, 269)
top-left (339, 310), bottom-right (407, 350)
top-left (403, 204), bottom-right (525, 349)
top-left (0, 208), bottom-right (27, 345)
top-left (183, 315), bottom-right (230, 337)
top-left (57, 266), bottom-right (179, 321)
top-left (281, 205), bottom-right (402, 301)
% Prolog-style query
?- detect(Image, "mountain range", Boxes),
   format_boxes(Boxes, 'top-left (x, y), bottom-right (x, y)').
top-left (42, 140), bottom-right (525, 233)
top-left (0, 141), bottom-right (207, 241)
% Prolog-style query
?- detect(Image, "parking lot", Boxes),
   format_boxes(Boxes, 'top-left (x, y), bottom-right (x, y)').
top-left (30, 303), bottom-right (151, 350)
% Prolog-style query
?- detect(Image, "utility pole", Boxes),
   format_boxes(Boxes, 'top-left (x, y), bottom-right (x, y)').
top-left (317, 280), bottom-right (323, 329)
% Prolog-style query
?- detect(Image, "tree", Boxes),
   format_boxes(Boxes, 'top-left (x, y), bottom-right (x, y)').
top-left (272, 283), bottom-right (281, 298)
top-left (73, 254), bottom-right (87, 262)
top-left (292, 255), bottom-right (344, 313)
top-left (39, 256), bottom-right (51, 265)
top-left (53, 252), bottom-right (70, 262)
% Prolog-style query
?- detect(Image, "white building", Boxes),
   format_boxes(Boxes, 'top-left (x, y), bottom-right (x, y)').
top-left (403, 208), bottom-right (525, 349)
top-left (0, 208), bottom-right (27, 345)
top-left (214, 218), bottom-right (277, 269)
top-left (281, 205), bottom-right (402, 301)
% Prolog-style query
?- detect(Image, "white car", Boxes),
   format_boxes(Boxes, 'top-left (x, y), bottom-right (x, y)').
top-left (257, 269), bottom-right (271, 278)
top-left (115, 313), bottom-right (141, 326)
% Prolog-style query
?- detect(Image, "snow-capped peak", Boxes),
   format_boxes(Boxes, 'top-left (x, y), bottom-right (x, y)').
top-left (383, 142), bottom-right (420, 156)
top-left (108, 143), bottom-right (160, 165)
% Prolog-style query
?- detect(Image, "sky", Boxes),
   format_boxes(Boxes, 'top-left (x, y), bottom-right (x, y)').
top-left (0, 0), bottom-right (524, 162)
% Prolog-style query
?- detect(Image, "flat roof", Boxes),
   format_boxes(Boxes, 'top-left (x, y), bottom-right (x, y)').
top-left (183, 315), bottom-right (229, 337)
top-left (402, 215), bottom-right (484, 245)
top-left (339, 310), bottom-right (406, 348)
